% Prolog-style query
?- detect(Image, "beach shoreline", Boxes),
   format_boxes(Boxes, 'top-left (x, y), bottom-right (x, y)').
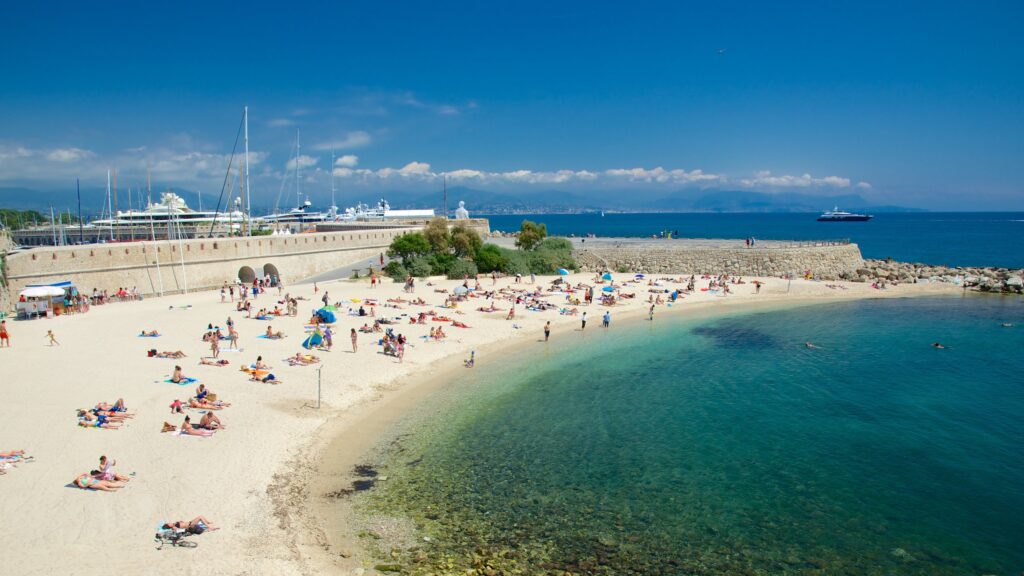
top-left (0, 270), bottom-right (963, 575)
top-left (282, 282), bottom-right (966, 574)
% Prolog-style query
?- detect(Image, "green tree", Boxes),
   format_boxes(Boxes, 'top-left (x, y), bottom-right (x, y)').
top-left (515, 220), bottom-right (547, 250)
top-left (386, 232), bottom-right (431, 264)
top-left (423, 217), bottom-right (451, 254)
top-left (451, 225), bottom-right (482, 258)
top-left (473, 243), bottom-right (507, 273)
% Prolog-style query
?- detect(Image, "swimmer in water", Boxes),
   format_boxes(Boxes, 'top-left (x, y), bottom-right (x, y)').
top-left (805, 342), bottom-right (818, 349)
top-left (1001, 323), bottom-right (1013, 328)
top-left (932, 342), bottom-right (946, 349)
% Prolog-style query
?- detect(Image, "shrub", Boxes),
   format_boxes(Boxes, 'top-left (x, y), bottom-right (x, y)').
top-left (446, 259), bottom-right (479, 279)
top-left (428, 252), bottom-right (456, 275)
top-left (383, 261), bottom-right (408, 282)
top-left (473, 243), bottom-right (507, 273)
top-left (387, 232), bottom-right (431, 264)
top-left (408, 255), bottom-right (434, 278)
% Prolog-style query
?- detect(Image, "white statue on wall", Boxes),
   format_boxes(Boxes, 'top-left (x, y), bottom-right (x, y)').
top-left (454, 200), bottom-right (469, 220)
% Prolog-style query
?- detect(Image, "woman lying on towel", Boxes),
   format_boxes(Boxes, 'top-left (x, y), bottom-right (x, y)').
top-left (180, 415), bottom-right (214, 436)
top-left (199, 358), bottom-right (230, 367)
top-left (73, 471), bottom-right (126, 491)
top-left (264, 326), bottom-right (285, 339)
top-left (162, 516), bottom-right (219, 534)
top-left (286, 353), bottom-right (320, 366)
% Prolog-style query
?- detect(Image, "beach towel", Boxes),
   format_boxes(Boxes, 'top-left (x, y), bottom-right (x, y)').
top-left (219, 347), bottom-right (244, 353)
top-left (138, 334), bottom-right (161, 338)
top-left (165, 377), bottom-right (197, 386)
top-left (257, 334), bottom-right (284, 340)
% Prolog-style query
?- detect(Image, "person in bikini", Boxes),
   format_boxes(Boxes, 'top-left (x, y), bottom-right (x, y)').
top-left (163, 516), bottom-right (218, 534)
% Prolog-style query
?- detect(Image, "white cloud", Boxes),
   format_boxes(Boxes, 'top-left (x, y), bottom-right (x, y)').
top-left (856, 181), bottom-right (872, 189)
top-left (738, 170), bottom-right (859, 189)
top-left (605, 167), bottom-right (720, 184)
top-left (312, 131), bottom-right (371, 151)
top-left (285, 154), bottom-right (319, 171)
top-left (46, 147), bottom-right (96, 162)
top-left (334, 154), bottom-right (359, 167)
top-left (267, 118), bottom-right (295, 127)
top-left (399, 161), bottom-right (432, 175)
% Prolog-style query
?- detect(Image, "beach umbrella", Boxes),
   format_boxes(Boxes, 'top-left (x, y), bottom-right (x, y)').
top-left (322, 305), bottom-right (338, 312)
top-left (557, 268), bottom-right (570, 276)
top-left (602, 286), bottom-right (615, 293)
top-left (20, 286), bottom-right (65, 298)
top-left (601, 273), bottom-right (613, 281)
top-left (453, 285), bottom-right (469, 295)
top-left (635, 274), bottom-right (645, 279)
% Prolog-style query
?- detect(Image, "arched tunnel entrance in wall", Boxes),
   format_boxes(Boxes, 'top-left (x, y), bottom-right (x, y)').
top-left (263, 263), bottom-right (281, 285)
top-left (238, 265), bottom-right (256, 284)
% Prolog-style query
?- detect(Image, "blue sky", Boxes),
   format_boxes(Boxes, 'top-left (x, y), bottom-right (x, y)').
top-left (1, 1), bottom-right (1022, 210)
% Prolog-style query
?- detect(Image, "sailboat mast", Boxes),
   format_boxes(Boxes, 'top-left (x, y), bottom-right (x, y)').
top-left (330, 146), bottom-right (336, 210)
top-left (107, 169), bottom-right (114, 240)
top-left (113, 169), bottom-right (119, 241)
top-left (243, 105), bottom-right (251, 236)
top-left (295, 128), bottom-right (301, 209)
top-left (50, 206), bottom-right (57, 246)
top-left (77, 177), bottom-right (83, 244)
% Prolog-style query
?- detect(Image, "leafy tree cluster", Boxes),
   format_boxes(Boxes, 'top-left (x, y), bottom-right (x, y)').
top-left (0, 209), bottom-right (83, 230)
top-left (384, 218), bottom-right (577, 281)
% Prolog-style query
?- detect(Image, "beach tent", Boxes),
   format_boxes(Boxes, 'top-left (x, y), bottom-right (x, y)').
top-left (453, 285), bottom-right (470, 295)
top-left (635, 274), bottom-right (645, 279)
top-left (557, 268), bottom-right (570, 275)
top-left (601, 273), bottom-right (613, 281)
top-left (301, 332), bottom-right (323, 350)
top-left (315, 308), bottom-right (336, 323)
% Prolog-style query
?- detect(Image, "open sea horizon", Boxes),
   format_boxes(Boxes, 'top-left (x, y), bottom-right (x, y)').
top-left (357, 295), bottom-right (1024, 575)
top-left (485, 212), bottom-right (1024, 269)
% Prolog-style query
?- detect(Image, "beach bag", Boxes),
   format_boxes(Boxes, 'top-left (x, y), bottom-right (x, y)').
top-left (207, 393), bottom-right (218, 402)
top-left (148, 349), bottom-right (157, 357)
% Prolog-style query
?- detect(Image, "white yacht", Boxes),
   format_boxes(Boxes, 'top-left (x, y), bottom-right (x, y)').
top-left (91, 192), bottom-right (245, 230)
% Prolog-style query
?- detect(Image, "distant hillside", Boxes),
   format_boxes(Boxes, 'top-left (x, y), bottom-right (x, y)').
top-left (0, 185), bottom-right (924, 215)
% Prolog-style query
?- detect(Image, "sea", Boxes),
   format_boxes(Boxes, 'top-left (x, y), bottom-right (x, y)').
top-left (358, 296), bottom-right (1024, 575)
top-left (486, 212), bottom-right (1024, 269)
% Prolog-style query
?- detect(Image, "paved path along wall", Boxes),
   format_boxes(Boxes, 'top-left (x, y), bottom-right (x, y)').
top-left (4, 227), bottom-right (414, 298)
top-left (573, 239), bottom-right (864, 279)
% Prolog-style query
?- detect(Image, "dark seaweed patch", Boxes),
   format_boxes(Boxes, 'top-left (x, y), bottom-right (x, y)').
top-left (692, 324), bottom-right (779, 349)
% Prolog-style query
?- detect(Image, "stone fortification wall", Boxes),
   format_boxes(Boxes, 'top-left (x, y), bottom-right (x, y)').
top-left (574, 242), bottom-right (864, 279)
top-left (5, 227), bottom-right (414, 299)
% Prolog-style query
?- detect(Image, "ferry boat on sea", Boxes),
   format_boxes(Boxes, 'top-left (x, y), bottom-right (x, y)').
top-left (817, 207), bottom-right (873, 222)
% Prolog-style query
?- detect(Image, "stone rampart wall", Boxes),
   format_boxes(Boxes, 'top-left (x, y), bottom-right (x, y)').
top-left (4, 228), bottom-right (414, 299)
top-left (574, 243), bottom-right (864, 279)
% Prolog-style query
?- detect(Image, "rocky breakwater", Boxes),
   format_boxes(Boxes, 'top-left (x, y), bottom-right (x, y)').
top-left (846, 259), bottom-right (1024, 294)
top-left (573, 239), bottom-right (864, 279)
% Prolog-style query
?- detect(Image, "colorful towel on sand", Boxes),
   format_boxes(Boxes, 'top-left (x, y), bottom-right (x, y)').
top-left (165, 377), bottom-right (197, 386)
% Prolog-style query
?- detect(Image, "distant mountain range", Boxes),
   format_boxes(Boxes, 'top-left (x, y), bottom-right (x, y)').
top-left (0, 185), bottom-right (923, 217)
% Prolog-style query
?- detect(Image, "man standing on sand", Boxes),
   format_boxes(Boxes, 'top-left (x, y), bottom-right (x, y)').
top-left (211, 336), bottom-right (220, 358)
top-left (581, 312), bottom-right (587, 331)
top-left (649, 304), bottom-right (655, 322)
top-left (0, 320), bottom-right (9, 347)
top-left (544, 321), bottom-right (551, 342)
top-left (350, 328), bottom-right (358, 352)
top-left (602, 311), bottom-right (611, 328)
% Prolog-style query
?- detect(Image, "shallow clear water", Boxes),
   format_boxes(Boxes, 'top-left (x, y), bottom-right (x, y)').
top-left (361, 296), bottom-right (1024, 575)
top-left (486, 212), bottom-right (1024, 268)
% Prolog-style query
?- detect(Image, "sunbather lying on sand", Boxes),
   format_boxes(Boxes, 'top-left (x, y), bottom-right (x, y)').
top-left (286, 353), bottom-right (321, 366)
top-left (95, 399), bottom-right (132, 415)
top-left (264, 326), bottom-right (285, 339)
top-left (156, 351), bottom-right (187, 359)
top-left (162, 516), bottom-right (218, 534)
top-left (199, 358), bottom-right (230, 366)
top-left (77, 411), bottom-right (122, 429)
top-left (73, 472), bottom-right (126, 491)
top-left (249, 371), bottom-right (280, 384)
top-left (140, 330), bottom-right (160, 337)
top-left (1, 450), bottom-right (27, 458)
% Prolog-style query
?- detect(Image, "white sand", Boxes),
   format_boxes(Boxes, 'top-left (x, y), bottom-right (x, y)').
top-left (0, 272), bottom-right (958, 575)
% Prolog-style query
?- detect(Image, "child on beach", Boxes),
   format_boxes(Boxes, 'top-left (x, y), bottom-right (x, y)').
top-left (0, 320), bottom-right (9, 347)
top-left (544, 321), bottom-right (551, 342)
top-left (46, 330), bottom-right (59, 346)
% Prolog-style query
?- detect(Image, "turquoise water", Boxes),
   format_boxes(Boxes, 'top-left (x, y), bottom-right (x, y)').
top-left (360, 296), bottom-right (1024, 575)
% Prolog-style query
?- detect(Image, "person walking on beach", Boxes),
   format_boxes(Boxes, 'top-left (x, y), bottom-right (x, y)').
top-left (581, 312), bottom-right (587, 330)
top-left (649, 304), bottom-right (655, 322)
top-left (350, 328), bottom-right (358, 352)
top-left (0, 320), bottom-right (9, 347)
top-left (210, 337), bottom-right (220, 359)
top-left (321, 291), bottom-right (330, 307)
top-left (602, 311), bottom-right (611, 328)
top-left (324, 326), bottom-right (333, 351)
top-left (544, 321), bottom-right (551, 342)
top-left (46, 330), bottom-right (60, 346)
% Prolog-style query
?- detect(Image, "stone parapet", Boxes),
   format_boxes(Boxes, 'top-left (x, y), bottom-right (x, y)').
top-left (574, 242), bottom-right (864, 279)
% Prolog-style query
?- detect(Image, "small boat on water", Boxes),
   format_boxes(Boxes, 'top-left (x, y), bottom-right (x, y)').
top-left (817, 207), bottom-right (872, 222)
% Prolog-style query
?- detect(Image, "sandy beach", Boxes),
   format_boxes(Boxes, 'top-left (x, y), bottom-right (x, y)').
top-left (0, 271), bottom-right (960, 575)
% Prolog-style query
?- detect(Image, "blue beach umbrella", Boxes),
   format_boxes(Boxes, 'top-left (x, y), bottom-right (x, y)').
top-left (602, 286), bottom-right (615, 293)
top-left (601, 273), bottom-right (613, 281)
top-left (557, 268), bottom-right (570, 276)
top-left (635, 274), bottom-right (645, 279)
